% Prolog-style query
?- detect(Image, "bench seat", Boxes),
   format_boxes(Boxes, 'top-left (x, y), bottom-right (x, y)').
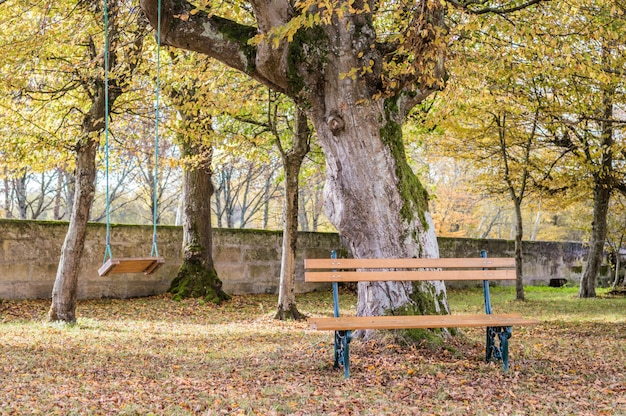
top-left (305, 251), bottom-right (539, 378)
top-left (308, 313), bottom-right (538, 331)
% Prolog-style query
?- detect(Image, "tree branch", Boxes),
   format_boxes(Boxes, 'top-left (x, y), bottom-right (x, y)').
top-left (448, 0), bottom-right (545, 15)
top-left (140, 0), bottom-right (289, 94)
top-left (614, 180), bottom-right (626, 197)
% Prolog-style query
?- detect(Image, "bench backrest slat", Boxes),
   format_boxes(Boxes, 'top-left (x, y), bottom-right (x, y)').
top-left (304, 257), bottom-right (516, 283)
top-left (305, 269), bottom-right (516, 282)
top-left (304, 257), bottom-right (515, 270)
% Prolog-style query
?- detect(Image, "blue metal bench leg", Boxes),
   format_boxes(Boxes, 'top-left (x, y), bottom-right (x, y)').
top-left (486, 326), bottom-right (512, 371)
top-left (500, 329), bottom-right (510, 371)
top-left (334, 330), bottom-right (352, 378)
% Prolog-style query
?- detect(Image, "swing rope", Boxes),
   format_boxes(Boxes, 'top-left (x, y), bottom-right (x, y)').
top-left (151, 0), bottom-right (162, 258)
top-left (102, 0), bottom-right (162, 263)
top-left (103, 0), bottom-right (113, 263)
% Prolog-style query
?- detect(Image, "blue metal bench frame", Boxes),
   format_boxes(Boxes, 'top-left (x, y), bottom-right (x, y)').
top-left (323, 250), bottom-right (524, 378)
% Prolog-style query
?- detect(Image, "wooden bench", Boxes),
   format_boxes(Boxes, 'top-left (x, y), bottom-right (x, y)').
top-left (305, 251), bottom-right (539, 378)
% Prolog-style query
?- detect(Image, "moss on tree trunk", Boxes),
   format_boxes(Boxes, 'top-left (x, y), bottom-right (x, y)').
top-left (169, 259), bottom-right (230, 304)
top-left (274, 302), bottom-right (304, 320)
top-left (386, 282), bottom-right (456, 345)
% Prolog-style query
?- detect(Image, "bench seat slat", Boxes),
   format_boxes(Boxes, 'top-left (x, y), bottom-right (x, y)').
top-left (305, 269), bottom-right (516, 282)
top-left (307, 314), bottom-right (540, 331)
top-left (304, 257), bottom-right (515, 270)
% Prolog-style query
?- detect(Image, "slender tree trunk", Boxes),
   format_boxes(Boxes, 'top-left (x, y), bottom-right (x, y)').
top-left (579, 181), bottom-right (611, 298)
top-left (513, 199), bottom-right (525, 301)
top-left (479, 208), bottom-right (501, 239)
top-left (298, 191), bottom-right (309, 231)
top-left (48, 2), bottom-right (145, 322)
top-left (53, 168), bottom-right (63, 220)
top-left (612, 235), bottom-right (623, 289)
top-left (579, 84), bottom-right (614, 298)
top-left (168, 139), bottom-right (229, 303)
top-left (64, 171), bottom-right (75, 218)
top-left (3, 174), bottom-right (12, 218)
top-left (312, 189), bottom-right (322, 231)
top-left (48, 136), bottom-right (98, 323)
top-left (275, 108), bottom-right (309, 320)
top-left (15, 174), bottom-right (27, 219)
top-left (49, 77), bottom-right (114, 323)
top-left (530, 209), bottom-right (541, 241)
top-left (262, 184), bottom-right (271, 229)
top-left (214, 181), bottom-right (223, 228)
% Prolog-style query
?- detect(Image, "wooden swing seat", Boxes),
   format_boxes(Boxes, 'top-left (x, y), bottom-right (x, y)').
top-left (98, 257), bottom-right (165, 277)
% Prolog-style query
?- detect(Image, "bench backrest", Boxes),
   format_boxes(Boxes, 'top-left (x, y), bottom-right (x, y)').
top-left (304, 257), bottom-right (516, 283)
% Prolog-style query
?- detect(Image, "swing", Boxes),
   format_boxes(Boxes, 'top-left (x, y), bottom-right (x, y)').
top-left (98, 256), bottom-right (165, 276)
top-left (98, 0), bottom-right (165, 277)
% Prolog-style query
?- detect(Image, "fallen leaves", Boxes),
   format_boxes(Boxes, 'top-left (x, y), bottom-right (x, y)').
top-left (0, 290), bottom-right (624, 415)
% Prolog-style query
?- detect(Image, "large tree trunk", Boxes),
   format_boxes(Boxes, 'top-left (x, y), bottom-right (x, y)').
top-left (48, 137), bottom-right (98, 323)
top-left (139, 0), bottom-right (449, 325)
top-left (309, 100), bottom-right (447, 323)
top-left (275, 108), bottom-right (310, 321)
top-left (168, 139), bottom-right (229, 303)
top-left (163, 52), bottom-right (229, 303)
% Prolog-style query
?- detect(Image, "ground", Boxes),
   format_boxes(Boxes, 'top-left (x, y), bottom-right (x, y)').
top-left (0, 287), bottom-right (624, 415)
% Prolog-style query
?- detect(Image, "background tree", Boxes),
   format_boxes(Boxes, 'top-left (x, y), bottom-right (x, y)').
top-left (274, 107), bottom-right (311, 320)
top-left (212, 154), bottom-right (281, 228)
top-left (422, 13), bottom-right (550, 300)
top-left (164, 51), bottom-right (229, 303)
top-left (529, 0), bottom-right (626, 297)
top-left (0, 0), bottom-right (153, 323)
top-left (50, 1), bottom-right (148, 322)
top-left (425, 0), bottom-right (626, 299)
top-left (216, 84), bottom-right (313, 319)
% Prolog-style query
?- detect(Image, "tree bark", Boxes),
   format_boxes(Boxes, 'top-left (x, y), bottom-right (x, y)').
top-left (2, 173), bottom-right (12, 218)
top-left (140, 0), bottom-right (449, 324)
top-left (14, 174), bottom-right (27, 219)
top-left (312, 101), bottom-right (447, 322)
top-left (53, 168), bottom-right (64, 220)
top-left (168, 139), bottom-right (229, 303)
top-left (275, 108), bottom-right (310, 321)
top-left (612, 235), bottom-right (623, 289)
top-left (49, 74), bottom-right (114, 323)
top-left (579, 83), bottom-right (615, 298)
top-left (163, 53), bottom-right (229, 302)
top-left (48, 4), bottom-right (146, 322)
top-left (169, 144), bottom-right (230, 303)
top-left (497, 110), bottom-right (532, 302)
top-left (579, 181), bottom-right (610, 298)
top-left (513, 199), bottom-right (525, 301)
top-left (48, 136), bottom-right (98, 323)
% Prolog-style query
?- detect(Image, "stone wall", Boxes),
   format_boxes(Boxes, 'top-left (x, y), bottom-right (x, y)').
top-left (437, 238), bottom-right (588, 286)
top-left (0, 219), bottom-right (592, 300)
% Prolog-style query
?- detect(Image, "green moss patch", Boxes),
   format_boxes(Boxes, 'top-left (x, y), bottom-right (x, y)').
top-left (380, 97), bottom-right (429, 229)
top-left (169, 260), bottom-right (230, 304)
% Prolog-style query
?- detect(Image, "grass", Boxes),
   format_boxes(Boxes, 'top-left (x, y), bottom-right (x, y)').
top-left (1, 287), bottom-right (625, 415)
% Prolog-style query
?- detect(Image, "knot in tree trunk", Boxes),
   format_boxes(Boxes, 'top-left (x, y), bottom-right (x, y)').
top-left (326, 111), bottom-right (345, 136)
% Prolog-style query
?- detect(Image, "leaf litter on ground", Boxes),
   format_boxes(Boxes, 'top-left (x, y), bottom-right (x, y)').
top-left (0, 288), bottom-right (624, 415)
